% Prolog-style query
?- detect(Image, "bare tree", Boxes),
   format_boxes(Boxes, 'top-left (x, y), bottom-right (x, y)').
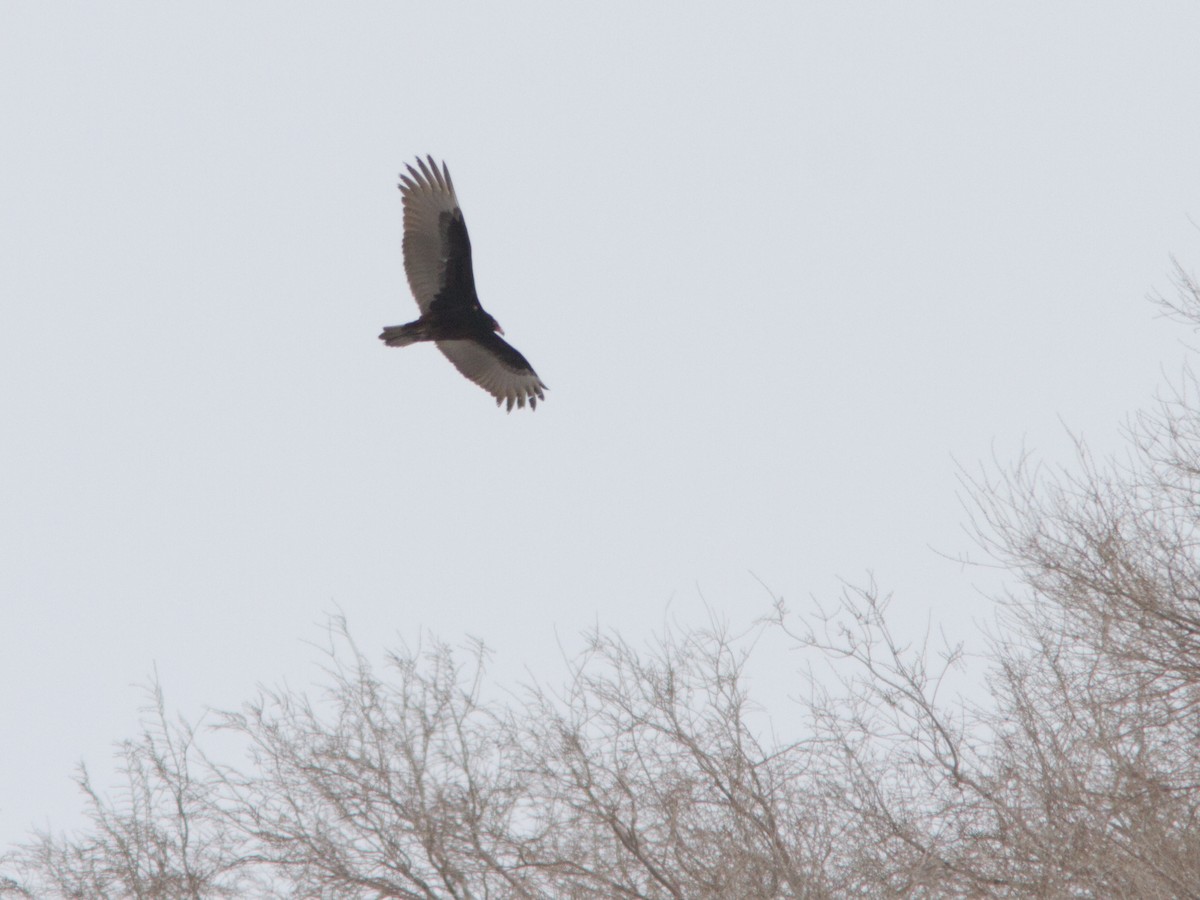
top-left (1, 680), bottom-right (261, 899)
top-left (6, 262), bottom-right (1200, 898)
top-left (210, 619), bottom-right (840, 899)
top-left (775, 259), bottom-right (1200, 897)
top-left (514, 622), bottom-right (839, 899)
top-left (213, 626), bottom-right (541, 899)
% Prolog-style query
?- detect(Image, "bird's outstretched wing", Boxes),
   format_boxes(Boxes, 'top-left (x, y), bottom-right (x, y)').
top-left (437, 335), bottom-right (548, 411)
top-left (399, 156), bottom-right (475, 313)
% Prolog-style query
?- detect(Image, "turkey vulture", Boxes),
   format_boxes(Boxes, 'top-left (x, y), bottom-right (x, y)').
top-left (379, 156), bottom-right (547, 411)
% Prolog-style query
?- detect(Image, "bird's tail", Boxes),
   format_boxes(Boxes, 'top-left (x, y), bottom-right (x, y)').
top-left (379, 322), bottom-right (427, 347)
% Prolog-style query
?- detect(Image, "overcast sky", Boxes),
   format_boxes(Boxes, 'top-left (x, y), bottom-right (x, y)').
top-left (4, 2), bottom-right (1200, 846)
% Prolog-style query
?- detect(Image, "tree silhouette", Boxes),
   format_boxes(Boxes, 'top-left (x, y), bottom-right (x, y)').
top-left (6, 260), bottom-right (1200, 898)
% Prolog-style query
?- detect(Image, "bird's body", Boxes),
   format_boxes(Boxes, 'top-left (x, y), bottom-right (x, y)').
top-left (380, 156), bottom-right (547, 411)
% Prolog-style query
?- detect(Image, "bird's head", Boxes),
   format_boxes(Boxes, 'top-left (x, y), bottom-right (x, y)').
top-left (473, 302), bottom-right (504, 335)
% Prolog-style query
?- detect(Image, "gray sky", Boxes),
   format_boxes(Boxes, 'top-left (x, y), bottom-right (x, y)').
top-left (3, 2), bottom-right (1200, 845)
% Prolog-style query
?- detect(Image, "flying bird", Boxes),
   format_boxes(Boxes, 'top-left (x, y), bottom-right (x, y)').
top-left (379, 156), bottom-right (547, 411)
